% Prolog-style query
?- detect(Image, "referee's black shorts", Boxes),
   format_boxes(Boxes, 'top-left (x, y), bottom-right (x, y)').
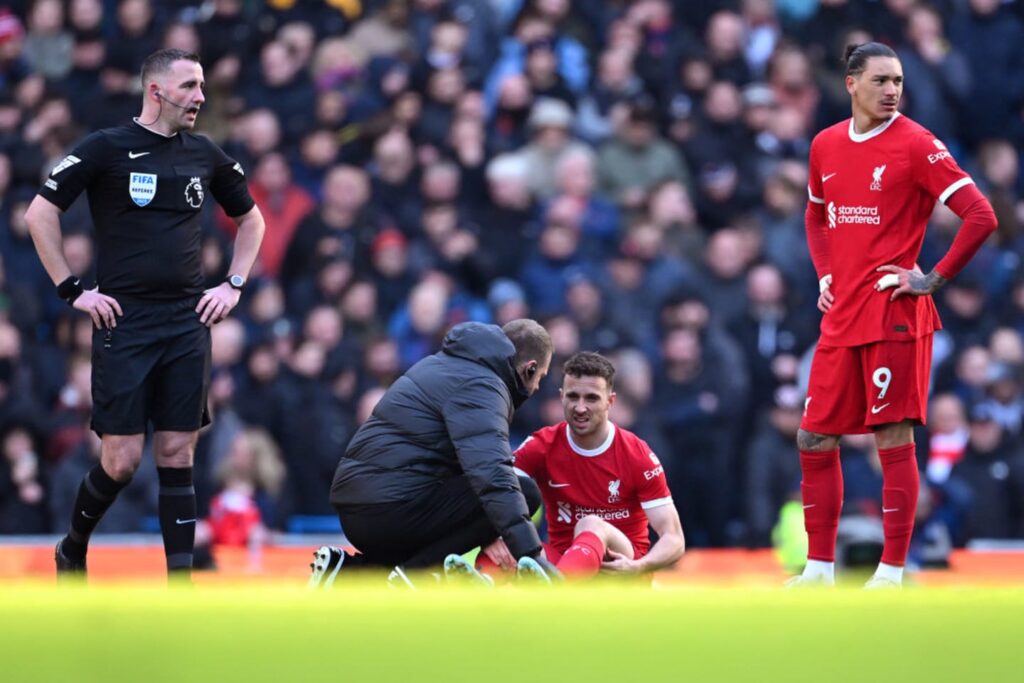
top-left (90, 296), bottom-right (211, 435)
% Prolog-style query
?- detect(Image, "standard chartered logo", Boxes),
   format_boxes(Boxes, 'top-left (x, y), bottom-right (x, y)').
top-left (829, 203), bottom-right (880, 226)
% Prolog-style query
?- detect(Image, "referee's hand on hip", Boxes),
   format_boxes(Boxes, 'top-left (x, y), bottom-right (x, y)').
top-left (75, 289), bottom-right (123, 330)
top-left (196, 282), bottom-right (242, 327)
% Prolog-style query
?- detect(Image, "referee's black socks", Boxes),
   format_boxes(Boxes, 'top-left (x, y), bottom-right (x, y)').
top-left (157, 466), bottom-right (197, 575)
top-left (63, 464), bottom-right (130, 561)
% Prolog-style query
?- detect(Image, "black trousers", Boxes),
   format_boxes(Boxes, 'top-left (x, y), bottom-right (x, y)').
top-left (335, 475), bottom-right (541, 569)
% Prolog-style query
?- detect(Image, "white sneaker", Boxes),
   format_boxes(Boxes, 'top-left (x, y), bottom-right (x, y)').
top-left (443, 554), bottom-right (494, 587)
top-left (784, 574), bottom-right (834, 588)
top-left (308, 546), bottom-right (345, 589)
top-left (864, 575), bottom-right (902, 590)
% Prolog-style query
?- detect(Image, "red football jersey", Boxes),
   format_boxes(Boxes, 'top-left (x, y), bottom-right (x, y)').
top-left (807, 113), bottom-right (972, 346)
top-left (513, 422), bottom-right (673, 558)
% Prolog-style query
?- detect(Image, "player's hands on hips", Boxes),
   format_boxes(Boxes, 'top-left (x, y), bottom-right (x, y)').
top-left (601, 550), bottom-right (644, 574)
top-left (196, 282), bottom-right (241, 327)
top-left (75, 288), bottom-right (123, 330)
top-left (875, 264), bottom-right (946, 301)
top-left (817, 274), bottom-right (833, 313)
top-left (482, 537), bottom-right (516, 571)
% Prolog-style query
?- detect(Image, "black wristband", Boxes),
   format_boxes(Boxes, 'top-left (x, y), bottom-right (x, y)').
top-left (56, 276), bottom-right (84, 306)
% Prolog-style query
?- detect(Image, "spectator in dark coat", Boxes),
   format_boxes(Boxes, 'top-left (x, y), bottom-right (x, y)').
top-left (949, 0), bottom-right (1024, 147)
top-left (1, 422), bottom-right (49, 533)
top-left (745, 384), bottom-right (804, 547)
top-left (951, 404), bottom-right (1024, 543)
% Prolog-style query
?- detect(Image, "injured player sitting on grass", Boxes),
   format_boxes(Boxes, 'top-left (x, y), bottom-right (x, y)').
top-left (445, 351), bottom-right (686, 584)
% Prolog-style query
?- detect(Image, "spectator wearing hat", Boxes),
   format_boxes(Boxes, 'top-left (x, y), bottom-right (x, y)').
top-left (487, 278), bottom-right (529, 327)
top-left (518, 97), bottom-right (590, 201)
top-left (0, 9), bottom-right (31, 92)
top-left (369, 227), bottom-right (417, 321)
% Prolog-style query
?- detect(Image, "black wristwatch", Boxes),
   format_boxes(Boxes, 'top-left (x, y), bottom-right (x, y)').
top-left (226, 274), bottom-right (246, 291)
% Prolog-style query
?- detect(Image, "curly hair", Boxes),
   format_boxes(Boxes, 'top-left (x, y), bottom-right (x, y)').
top-left (562, 351), bottom-right (615, 391)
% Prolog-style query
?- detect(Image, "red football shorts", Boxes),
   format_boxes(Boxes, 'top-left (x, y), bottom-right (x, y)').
top-left (801, 334), bottom-right (933, 435)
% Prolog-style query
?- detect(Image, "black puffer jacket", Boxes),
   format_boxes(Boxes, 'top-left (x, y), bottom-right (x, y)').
top-left (329, 322), bottom-right (542, 558)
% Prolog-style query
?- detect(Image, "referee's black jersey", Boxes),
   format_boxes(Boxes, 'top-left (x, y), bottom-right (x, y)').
top-left (38, 121), bottom-right (255, 301)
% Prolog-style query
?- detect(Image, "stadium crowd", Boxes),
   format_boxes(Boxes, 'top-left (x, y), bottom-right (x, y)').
top-left (1, 0), bottom-right (1023, 561)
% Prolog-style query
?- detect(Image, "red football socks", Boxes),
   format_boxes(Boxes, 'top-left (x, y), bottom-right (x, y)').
top-left (878, 443), bottom-right (919, 567)
top-left (556, 531), bottom-right (605, 578)
top-left (799, 448), bottom-right (843, 562)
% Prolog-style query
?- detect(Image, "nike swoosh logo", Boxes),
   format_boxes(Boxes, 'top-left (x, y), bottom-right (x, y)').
top-left (175, 518), bottom-right (197, 525)
top-left (822, 173), bottom-right (837, 182)
top-left (871, 403), bottom-right (891, 414)
top-left (548, 481), bottom-right (570, 488)
top-left (882, 507), bottom-right (900, 513)
top-left (802, 504), bottom-right (816, 509)
top-left (128, 151), bottom-right (150, 159)
top-left (81, 510), bottom-right (100, 519)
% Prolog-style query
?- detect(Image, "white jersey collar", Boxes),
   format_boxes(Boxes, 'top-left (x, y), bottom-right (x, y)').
top-left (848, 111), bottom-right (900, 143)
top-left (565, 422), bottom-right (616, 457)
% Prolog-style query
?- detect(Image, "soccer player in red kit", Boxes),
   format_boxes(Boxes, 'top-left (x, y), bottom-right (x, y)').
top-left (502, 352), bottom-right (684, 580)
top-left (794, 43), bottom-right (997, 588)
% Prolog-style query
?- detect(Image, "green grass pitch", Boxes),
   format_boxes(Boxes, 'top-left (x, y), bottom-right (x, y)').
top-left (1, 580), bottom-right (1021, 682)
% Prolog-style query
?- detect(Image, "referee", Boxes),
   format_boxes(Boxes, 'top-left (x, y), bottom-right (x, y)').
top-left (25, 49), bottom-right (265, 580)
